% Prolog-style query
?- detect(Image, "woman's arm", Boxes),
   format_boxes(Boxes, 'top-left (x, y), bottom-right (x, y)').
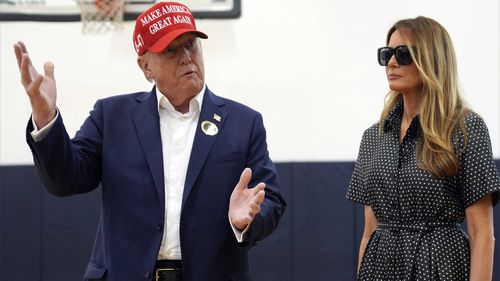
top-left (358, 205), bottom-right (378, 273)
top-left (466, 194), bottom-right (495, 281)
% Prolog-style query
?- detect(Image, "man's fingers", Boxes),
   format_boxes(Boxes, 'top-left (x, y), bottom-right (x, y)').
top-left (18, 41), bottom-right (28, 53)
top-left (13, 43), bottom-right (24, 69)
top-left (28, 75), bottom-right (43, 97)
top-left (236, 168), bottom-right (252, 191)
top-left (254, 189), bottom-right (265, 205)
top-left (44, 62), bottom-right (55, 79)
top-left (20, 54), bottom-right (34, 87)
top-left (250, 201), bottom-right (261, 214)
top-left (251, 182), bottom-right (265, 196)
top-left (245, 201), bottom-right (262, 221)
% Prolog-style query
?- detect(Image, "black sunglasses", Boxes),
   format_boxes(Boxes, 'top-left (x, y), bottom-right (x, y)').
top-left (377, 45), bottom-right (414, 66)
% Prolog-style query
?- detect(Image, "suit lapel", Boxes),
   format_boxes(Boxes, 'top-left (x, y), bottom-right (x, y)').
top-left (132, 88), bottom-right (165, 209)
top-left (182, 88), bottom-right (226, 209)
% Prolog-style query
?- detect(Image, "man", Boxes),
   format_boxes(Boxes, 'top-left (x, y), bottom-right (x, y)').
top-left (13, 2), bottom-right (286, 281)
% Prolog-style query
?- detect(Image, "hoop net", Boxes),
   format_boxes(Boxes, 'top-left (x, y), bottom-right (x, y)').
top-left (77, 0), bottom-right (125, 34)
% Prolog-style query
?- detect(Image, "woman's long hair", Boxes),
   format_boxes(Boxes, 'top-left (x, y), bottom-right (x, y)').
top-left (379, 16), bottom-right (469, 178)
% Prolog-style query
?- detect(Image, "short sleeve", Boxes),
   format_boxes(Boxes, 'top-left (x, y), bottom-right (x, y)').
top-left (459, 113), bottom-right (500, 208)
top-left (346, 129), bottom-right (371, 205)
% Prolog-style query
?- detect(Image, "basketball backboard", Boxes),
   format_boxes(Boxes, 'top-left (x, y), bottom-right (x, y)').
top-left (0, 0), bottom-right (241, 21)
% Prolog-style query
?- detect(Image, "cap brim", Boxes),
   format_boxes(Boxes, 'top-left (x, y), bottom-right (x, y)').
top-left (148, 29), bottom-right (208, 53)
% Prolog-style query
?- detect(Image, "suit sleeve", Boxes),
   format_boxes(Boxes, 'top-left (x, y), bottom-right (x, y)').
top-left (240, 113), bottom-right (286, 247)
top-left (26, 101), bottom-right (104, 197)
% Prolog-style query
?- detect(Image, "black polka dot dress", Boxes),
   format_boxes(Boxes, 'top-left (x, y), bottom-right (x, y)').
top-left (347, 99), bottom-right (500, 281)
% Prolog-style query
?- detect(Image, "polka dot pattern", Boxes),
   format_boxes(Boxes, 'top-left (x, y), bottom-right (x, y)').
top-left (347, 99), bottom-right (500, 281)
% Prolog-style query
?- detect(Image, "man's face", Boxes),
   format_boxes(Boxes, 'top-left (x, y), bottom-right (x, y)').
top-left (138, 33), bottom-right (205, 109)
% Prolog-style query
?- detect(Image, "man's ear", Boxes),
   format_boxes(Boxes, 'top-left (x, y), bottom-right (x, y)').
top-left (137, 54), bottom-right (154, 82)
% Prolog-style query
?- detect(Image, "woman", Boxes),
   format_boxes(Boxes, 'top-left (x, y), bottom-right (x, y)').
top-left (347, 16), bottom-right (500, 281)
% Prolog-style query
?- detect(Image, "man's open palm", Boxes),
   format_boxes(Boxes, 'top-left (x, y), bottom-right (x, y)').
top-left (229, 168), bottom-right (266, 231)
top-left (14, 41), bottom-right (57, 128)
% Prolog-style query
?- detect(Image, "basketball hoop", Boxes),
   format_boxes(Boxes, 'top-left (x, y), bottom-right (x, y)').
top-left (77, 0), bottom-right (125, 34)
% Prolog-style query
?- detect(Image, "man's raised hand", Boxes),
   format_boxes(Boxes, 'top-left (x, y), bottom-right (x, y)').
top-left (14, 41), bottom-right (57, 128)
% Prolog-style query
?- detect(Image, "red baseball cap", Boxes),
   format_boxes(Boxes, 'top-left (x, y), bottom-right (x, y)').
top-left (133, 1), bottom-right (208, 55)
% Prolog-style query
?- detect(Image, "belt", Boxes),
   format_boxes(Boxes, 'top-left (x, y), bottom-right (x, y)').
top-left (154, 260), bottom-right (183, 281)
top-left (376, 221), bottom-right (460, 279)
top-left (377, 221), bottom-right (460, 232)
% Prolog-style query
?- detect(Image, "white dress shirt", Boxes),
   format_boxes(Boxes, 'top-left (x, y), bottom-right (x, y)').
top-left (155, 86), bottom-right (204, 260)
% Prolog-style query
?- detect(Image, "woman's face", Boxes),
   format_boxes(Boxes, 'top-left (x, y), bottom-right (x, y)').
top-left (385, 29), bottom-right (423, 95)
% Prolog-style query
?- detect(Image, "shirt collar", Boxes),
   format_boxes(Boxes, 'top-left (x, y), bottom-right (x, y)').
top-left (383, 96), bottom-right (421, 133)
top-left (383, 97), bottom-right (404, 132)
top-left (155, 84), bottom-right (206, 117)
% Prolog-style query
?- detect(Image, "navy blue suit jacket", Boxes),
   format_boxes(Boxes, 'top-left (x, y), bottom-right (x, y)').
top-left (26, 87), bottom-right (286, 281)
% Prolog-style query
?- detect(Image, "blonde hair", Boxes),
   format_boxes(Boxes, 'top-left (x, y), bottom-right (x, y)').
top-left (379, 16), bottom-right (469, 178)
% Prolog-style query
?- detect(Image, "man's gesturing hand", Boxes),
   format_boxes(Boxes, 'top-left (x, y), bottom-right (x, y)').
top-left (14, 41), bottom-right (57, 128)
top-left (229, 168), bottom-right (266, 231)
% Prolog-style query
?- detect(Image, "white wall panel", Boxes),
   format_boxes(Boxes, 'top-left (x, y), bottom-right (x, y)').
top-left (1, 0), bottom-right (498, 164)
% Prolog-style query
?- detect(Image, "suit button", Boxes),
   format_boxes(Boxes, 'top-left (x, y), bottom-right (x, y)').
top-left (144, 271), bottom-right (150, 278)
top-left (157, 224), bottom-right (163, 231)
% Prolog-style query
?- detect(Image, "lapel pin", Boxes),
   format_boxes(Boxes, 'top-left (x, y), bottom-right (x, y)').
top-left (213, 113), bottom-right (221, 122)
top-left (201, 120), bottom-right (219, 136)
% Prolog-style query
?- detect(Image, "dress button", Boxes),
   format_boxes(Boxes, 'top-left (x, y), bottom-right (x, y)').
top-left (144, 271), bottom-right (150, 278)
top-left (157, 224), bottom-right (163, 231)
